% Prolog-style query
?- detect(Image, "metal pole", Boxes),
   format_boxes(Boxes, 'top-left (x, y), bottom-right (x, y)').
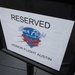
top-left (27, 63), bottom-right (34, 75)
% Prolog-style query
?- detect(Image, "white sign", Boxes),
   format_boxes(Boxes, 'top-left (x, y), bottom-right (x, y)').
top-left (0, 7), bottom-right (74, 71)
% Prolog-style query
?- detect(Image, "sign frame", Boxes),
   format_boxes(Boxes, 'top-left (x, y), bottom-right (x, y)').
top-left (0, 1), bottom-right (75, 75)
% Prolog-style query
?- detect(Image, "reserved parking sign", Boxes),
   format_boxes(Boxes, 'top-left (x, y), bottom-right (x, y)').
top-left (0, 7), bottom-right (74, 71)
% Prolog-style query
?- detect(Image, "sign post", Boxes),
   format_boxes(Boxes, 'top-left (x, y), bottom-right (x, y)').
top-left (27, 63), bottom-right (34, 75)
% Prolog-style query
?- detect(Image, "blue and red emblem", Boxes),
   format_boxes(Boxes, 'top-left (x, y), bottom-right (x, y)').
top-left (19, 26), bottom-right (46, 48)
